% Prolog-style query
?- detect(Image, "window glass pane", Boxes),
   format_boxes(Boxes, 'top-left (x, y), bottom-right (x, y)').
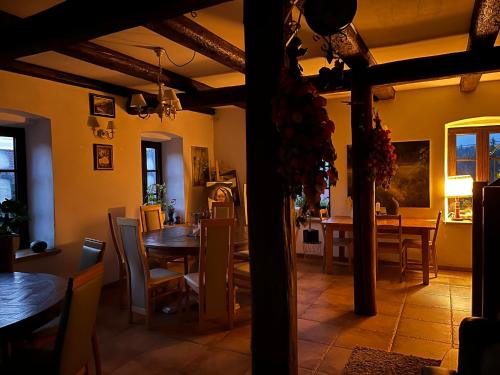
top-left (489, 133), bottom-right (500, 182)
top-left (456, 161), bottom-right (476, 178)
top-left (0, 172), bottom-right (15, 201)
top-left (147, 171), bottom-right (157, 188)
top-left (456, 134), bottom-right (476, 179)
top-left (146, 148), bottom-right (156, 171)
top-left (0, 136), bottom-right (15, 170)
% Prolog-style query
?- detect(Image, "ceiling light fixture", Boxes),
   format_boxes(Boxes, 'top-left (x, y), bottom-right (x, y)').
top-left (130, 47), bottom-right (182, 121)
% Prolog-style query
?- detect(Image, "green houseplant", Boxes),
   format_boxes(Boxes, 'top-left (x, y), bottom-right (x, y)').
top-left (144, 183), bottom-right (176, 224)
top-left (0, 199), bottom-right (28, 272)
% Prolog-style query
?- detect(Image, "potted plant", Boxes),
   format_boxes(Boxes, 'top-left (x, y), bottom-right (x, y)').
top-left (167, 199), bottom-right (176, 225)
top-left (0, 199), bottom-right (28, 272)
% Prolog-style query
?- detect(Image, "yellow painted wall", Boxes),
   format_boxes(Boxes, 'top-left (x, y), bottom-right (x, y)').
top-left (0, 70), bottom-right (214, 283)
top-left (213, 107), bottom-right (247, 218)
top-left (329, 80), bottom-right (500, 269)
top-left (213, 80), bottom-right (500, 269)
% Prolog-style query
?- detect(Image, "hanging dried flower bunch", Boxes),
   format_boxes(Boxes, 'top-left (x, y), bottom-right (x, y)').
top-left (272, 38), bottom-right (338, 209)
top-left (368, 114), bottom-right (398, 189)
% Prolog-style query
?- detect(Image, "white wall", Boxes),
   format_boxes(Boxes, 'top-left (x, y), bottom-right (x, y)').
top-left (163, 137), bottom-right (185, 221)
top-left (1, 70), bottom-right (214, 283)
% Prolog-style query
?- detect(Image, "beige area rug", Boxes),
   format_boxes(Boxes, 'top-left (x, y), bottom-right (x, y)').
top-left (344, 347), bottom-right (441, 375)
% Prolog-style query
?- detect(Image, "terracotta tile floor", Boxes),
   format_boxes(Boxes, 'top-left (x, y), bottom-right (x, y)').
top-left (96, 258), bottom-right (471, 374)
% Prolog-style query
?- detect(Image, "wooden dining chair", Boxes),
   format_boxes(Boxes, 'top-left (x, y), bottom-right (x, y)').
top-left (27, 238), bottom-right (105, 374)
top-left (212, 201), bottom-right (235, 219)
top-left (140, 204), bottom-right (187, 272)
top-left (184, 218), bottom-right (236, 329)
top-left (8, 263), bottom-right (104, 375)
top-left (78, 238), bottom-right (106, 272)
top-left (376, 214), bottom-right (406, 281)
top-left (108, 207), bottom-right (128, 309)
top-left (117, 217), bottom-right (183, 329)
top-left (403, 210), bottom-right (442, 278)
top-left (140, 204), bottom-right (164, 232)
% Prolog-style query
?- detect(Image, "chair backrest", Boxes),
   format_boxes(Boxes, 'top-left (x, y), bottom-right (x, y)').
top-left (212, 201), bottom-right (235, 219)
top-left (108, 207), bottom-right (126, 266)
top-left (319, 208), bottom-right (329, 220)
top-left (431, 210), bottom-right (442, 248)
top-left (78, 238), bottom-right (106, 272)
top-left (376, 214), bottom-right (403, 246)
top-left (199, 218), bottom-right (234, 322)
top-left (116, 217), bottom-right (149, 314)
top-left (140, 204), bottom-right (163, 232)
top-left (54, 262), bottom-right (104, 375)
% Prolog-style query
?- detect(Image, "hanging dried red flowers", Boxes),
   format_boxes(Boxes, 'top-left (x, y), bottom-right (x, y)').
top-left (368, 114), bottom-right (398, 189)
top-left (272, 62), bottom-right (338, 209)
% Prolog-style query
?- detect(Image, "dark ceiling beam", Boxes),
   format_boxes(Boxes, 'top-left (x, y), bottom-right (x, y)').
top-left (0, 59), bottom-right (215, 115)
top-left (177, 73), bottom-right (352, 108)
top-left (368, 45), bottom-right (500, 86)
top-left (460, 0), bottom-right (500, 92)
top-left (332, 24), bottom-right (396, 100)
top-left (58, 42), bottom-right (211, 93)
top-left (0, 11), bottom-right (211, 95)
top-left (0, 0), bottom-right (232, 60)
top-left (147, 15), bottom-right (245, 73)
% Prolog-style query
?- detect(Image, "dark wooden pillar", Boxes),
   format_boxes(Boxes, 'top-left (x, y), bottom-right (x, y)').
top-left (472, 181), bottom-right (487, 317)
top-left (351, 69), bottom-right (377, 316)
top-left (244, 0), bottom-right (297, 373)
top-left (482, 185), bottom-right (500, 320)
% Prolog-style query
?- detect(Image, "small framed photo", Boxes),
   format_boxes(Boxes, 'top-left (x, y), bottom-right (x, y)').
top-left (93, 144), bottom-right (113, 170)
top-left (89, 93), bottom-right (115, 118)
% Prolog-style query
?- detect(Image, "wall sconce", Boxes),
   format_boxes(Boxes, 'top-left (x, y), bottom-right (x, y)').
top-left (88, 116), bottom-right (115, 140)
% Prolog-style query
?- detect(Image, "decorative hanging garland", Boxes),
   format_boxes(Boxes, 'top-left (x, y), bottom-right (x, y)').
top-left (368, 114), bottom-right (398, 189)
top-left (273, 38), bottom-right (338, 209)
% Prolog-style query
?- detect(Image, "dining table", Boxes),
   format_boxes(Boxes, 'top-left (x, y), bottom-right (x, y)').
top-left (0, 272), bottom-right (67, 361)
top-left (143, 224), bottom-right (249, 273)
top-left (322, 216), bottom-right (438, 285)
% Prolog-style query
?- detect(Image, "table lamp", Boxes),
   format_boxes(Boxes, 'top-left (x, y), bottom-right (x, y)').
top-left (445, 175), bottom-right (473, 220)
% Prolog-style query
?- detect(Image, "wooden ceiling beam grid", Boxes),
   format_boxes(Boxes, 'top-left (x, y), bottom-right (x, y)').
top-left (332, 24), bottom-right (396, 100)
top-left (0, 59), bottom-right (215, 115)
top-left (460, 0), bottom-right (500, 92)
top-left (0, 0), bottom-right (233, 60)
top-left (147, 15), bottom-right (245, 73)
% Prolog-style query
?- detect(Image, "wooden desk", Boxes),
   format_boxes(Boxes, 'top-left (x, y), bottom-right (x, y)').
top-left (0, 272), bottom-right (66, 338)
top-left (322, 216), bottom-right (437, 285)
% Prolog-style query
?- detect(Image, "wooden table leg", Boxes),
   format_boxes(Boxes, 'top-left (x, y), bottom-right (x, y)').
top-left (422, 229), bottom-right (430, 285)
top-left (325, 226), bottom-right (334, 274)
top-left (339, 230), bottom-right (346, 260)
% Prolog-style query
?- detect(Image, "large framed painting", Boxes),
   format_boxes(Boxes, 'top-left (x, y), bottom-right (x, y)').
top-left (347, 140), bottom-right (430, 207)
top-left (191, 146), bottom-right (210, 187)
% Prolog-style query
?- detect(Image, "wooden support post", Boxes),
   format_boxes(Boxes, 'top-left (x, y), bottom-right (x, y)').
top-left (351, 69), bottom-right (377, 316)
top-left (244, 0), bottom-right (297, 373)
top-left (472, 181), bottom-right (487, 317)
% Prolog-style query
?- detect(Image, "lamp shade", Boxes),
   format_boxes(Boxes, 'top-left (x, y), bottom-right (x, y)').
top-left (445, 175), bottom-right (473, 197)
top-left (130, 94), bottom-right (147, 108)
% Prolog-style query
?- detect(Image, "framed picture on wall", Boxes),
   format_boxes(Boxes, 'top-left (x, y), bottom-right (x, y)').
top-left (347, 140), bottom-right (431, 207)
top-left (93, 144), bottom-right (113, 170)
top-left (89, 93), bottom-right (115, 118)
top-left (192, 146), bottom-right (210, 186)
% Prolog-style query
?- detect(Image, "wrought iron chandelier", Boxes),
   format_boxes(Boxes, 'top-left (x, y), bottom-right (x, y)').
top-left (130, 47), bottom-right (182, 121)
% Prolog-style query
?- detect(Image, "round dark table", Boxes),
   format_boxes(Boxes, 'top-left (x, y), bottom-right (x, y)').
top-left (0, 272), bottom-right (67, 339)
